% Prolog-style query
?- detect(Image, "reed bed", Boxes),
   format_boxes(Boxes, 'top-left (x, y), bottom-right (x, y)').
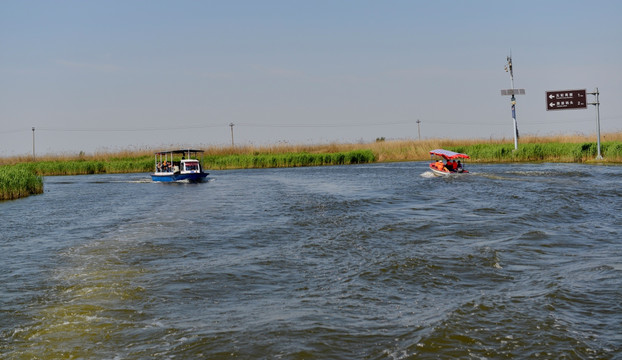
top-left (205, 150), bottom-right (375, 170)
top-left (0, 150), bottom-right (374, 176)
top-left (0, 165), bottom-right (43, 201)
top-left (16, 157), bottom-right (154, 176)
top-left (1, 132), bottom-right (621, 173)
top-left (449, 141), bottom-right (622, 163)
top-left (2, 132), bottom-right (622, 201)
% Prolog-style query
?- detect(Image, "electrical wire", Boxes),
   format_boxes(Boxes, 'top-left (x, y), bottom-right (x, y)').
top-left (2, 116), bottom-right (619, 134)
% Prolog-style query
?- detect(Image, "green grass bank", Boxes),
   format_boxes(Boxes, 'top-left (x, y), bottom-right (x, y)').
top-left (448, 141), bottom-right (622, 163)
top-left (17, 156), bottom-right (154, 176)
top-left (3, 138), bottom-right (621, 201)
top-left (0, 165), bottom-right (44, 201)
top-left (8, 149), bottom-right (376, 176)
top-left (0, 150), bottom-right (375, 200)
top-left (204, 150), bottom-right (376, 170)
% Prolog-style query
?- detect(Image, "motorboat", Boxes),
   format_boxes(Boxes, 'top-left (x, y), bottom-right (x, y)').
top-left (152, 149), bottom-right (209, 182)
top-left (429, 149), bottom-right (469, 176)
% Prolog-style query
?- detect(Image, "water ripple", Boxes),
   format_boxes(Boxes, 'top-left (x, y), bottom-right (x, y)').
top-left (2, 163), bottom-right (621, 358)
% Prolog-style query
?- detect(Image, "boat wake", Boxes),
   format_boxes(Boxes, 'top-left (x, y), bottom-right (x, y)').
top-left (151, 177), bottom-right (215, 184)
top-left (420, 171), bottom-right (437, 178)
top-left (90, 178), bottom-right (152, 184)
top-left (122, 178), bottom-right (153, 184)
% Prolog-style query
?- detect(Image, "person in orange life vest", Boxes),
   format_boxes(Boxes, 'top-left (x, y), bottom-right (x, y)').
top-left (438, 160), bottom-right (448, 171)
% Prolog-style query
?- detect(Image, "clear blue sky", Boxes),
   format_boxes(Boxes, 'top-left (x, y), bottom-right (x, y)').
top-left (1, 0), bottom-right (621, 155)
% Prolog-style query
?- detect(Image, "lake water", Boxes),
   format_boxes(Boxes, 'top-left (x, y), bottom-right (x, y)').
top-left (1, 162), bottom-right (621, 359)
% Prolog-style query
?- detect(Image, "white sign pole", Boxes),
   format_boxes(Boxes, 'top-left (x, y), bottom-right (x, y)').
top-left (505, 55), bottom-right (521, 151)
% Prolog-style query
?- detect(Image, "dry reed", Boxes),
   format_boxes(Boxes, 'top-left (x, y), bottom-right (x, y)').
top-left (2, 132), bottom-right (621, 165)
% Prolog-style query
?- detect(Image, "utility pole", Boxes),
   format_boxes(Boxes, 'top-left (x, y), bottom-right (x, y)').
top-left (501, 53), bottom-right (525, 151)
top-left (416, 119), bottom-right (421, 140)
top-left (229, 123), bottom-right (235, 147)
top-left (32, 127), bottom-right (35, 160)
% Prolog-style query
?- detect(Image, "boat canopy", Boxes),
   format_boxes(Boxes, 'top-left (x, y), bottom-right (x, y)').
top-left (154, 149), bottom-right (204, 156)
top-left (429, 149), bottom-right (470, 160)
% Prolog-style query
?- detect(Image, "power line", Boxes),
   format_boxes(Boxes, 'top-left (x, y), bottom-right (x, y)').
top-left (235, 121), bottom-right (413, 128)
top-left (0, 129), bottom-right (29, 135)
top-left (36, 124), bottom-right (225, 132)
top-left (1, 116), bottom-right (619, 135)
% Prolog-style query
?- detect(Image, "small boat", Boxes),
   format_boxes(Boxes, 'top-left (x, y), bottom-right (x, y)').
top-left (152, 149), bottom-right (209, 183)
top-left (429, 149), bottom-right (470, 176)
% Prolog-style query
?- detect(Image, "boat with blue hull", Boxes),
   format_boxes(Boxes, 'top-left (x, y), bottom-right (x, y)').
top-left (152, 149), bottom-right (209, 183)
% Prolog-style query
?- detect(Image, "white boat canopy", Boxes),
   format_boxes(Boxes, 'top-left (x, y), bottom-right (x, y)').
top-left (429, 149), bottom-right (470, 160)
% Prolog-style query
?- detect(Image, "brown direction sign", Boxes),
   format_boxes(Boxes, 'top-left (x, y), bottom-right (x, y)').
top-left (546, 89), bottom-right (587, 110)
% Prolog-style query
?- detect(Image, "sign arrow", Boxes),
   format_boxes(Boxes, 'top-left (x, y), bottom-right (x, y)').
top-left (546, 89), bottom-right (587, 111)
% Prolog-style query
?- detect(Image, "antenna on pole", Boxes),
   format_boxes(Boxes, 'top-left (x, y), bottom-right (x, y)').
top-left (416, 119), bottom-right (421, 140)
top-left (501, 53), bottom-right (525, 151)
top-left (32, 127), bottom-right (36, 160)
top-left (229, 123), bottom-right (235, 147)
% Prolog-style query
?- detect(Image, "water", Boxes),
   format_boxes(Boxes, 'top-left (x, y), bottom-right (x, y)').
top-left (1, 162), bottom-right (621, 359)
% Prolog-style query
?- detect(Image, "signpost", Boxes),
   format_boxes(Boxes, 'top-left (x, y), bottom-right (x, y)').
top-left (546, 89), bottom-right (587, 111)
top-left (545, 88), bottom-right (602, 159)
top-left (501, 55), bottom-right (525, 151)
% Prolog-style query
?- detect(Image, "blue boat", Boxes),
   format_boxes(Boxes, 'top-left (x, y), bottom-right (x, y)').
top-left (152, 149), bottom-right (209, 183)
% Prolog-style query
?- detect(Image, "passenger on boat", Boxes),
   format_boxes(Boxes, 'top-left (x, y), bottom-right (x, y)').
top-left (449, 160), bottom-right (459, 172)
top-left (456, 160), bottom-right (463, 172)
top-left (434, 160), bottom-right (447, 171)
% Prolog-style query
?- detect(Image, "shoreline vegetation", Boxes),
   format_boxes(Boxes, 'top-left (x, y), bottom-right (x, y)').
top-left (0, 166), bottom-right (44, 201)
top-left (2, 132), bottom-right (622, 201)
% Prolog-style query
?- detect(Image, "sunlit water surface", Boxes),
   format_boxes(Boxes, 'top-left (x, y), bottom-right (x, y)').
top-left (1, 162), bottom-right (621, 359)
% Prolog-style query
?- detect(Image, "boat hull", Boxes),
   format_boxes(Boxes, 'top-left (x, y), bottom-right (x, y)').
top-left (430, 167), bottom-right (451, 177)
top-left (151, 172), bottom-right (208, 183)
top-left (429, 165), bottom-right (468, 177)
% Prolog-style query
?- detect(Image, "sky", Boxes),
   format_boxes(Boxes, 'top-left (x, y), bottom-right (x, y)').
top-left (1, 0), bottom-right (621, 156)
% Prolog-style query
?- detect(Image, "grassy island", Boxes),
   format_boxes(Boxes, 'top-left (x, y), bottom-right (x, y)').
top-left (2, 132), bottom-right (621, 201)
top-left (0, 166), bottom-right (44, 201)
